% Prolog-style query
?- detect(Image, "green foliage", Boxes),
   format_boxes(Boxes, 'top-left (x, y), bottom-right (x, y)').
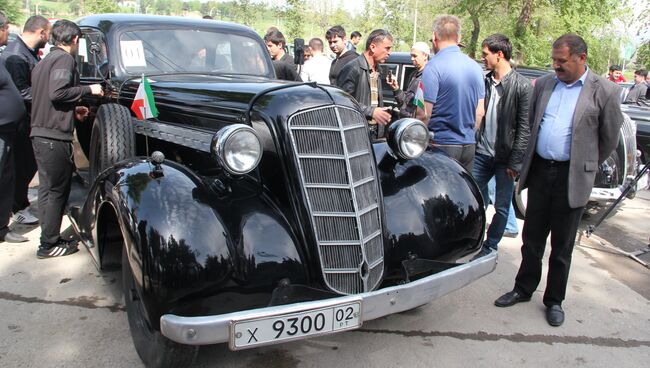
top-left (6, 0), bottom-right (634, 71)
top-left (637, 42), bottom-right (650, 69)
top-left (85, 0), bottom-right (119, 14)
top-left (280, 0), bottom-right (305, 41)
top-left (0, 0), bottom-right (23, 24)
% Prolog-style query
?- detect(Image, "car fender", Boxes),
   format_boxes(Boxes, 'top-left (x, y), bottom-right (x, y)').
top-left (75, 158), bottom-right (309, 328)
top-left (374, 143), bottom-right (486, 270)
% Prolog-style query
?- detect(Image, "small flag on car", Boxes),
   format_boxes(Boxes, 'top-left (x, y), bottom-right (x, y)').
top-left (413, 81), bottom-right (425, 109)
top-left (131, 74), bottom-right (158, 120)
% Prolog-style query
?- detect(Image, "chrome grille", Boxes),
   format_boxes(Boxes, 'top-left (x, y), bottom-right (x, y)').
top-left (288, 106), bottom-right (384, 295)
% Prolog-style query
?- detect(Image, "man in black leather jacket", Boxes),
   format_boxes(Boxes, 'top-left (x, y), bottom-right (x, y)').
top-left (336, 29), bottom-right (393, 134)
top-left (0, 15), bottom-right (50, 225)
top-left (472, 34), bottom-right (531, 258)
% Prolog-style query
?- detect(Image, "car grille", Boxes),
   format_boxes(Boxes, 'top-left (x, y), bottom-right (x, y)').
top-left (288, 106), bottom-right (384, 295)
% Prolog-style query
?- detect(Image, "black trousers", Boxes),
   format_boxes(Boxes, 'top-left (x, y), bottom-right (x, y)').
top-left (0, 131), bottom-right (16, 237)
top-left (32, 137), bottom-right (74, 246)
top-left (431, 143), bottom-right (476, 173)
top-left (12, 126), bottom-right (37, 212)
top-left (514, 155), bottom-right (584, 307)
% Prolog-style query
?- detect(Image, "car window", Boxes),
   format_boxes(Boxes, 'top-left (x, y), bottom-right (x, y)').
top-left (118, 28), bottom-right (270, 76)
top-left (77, 29), bottom-right (109, 80)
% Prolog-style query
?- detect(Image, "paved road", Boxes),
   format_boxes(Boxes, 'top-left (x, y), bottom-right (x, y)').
top-left (1, 190), bottom-right (649, 368)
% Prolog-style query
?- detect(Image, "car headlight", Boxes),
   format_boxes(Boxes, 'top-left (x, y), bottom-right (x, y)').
top-left (212, 124), bottom-right (262, 175)
top-left (387, 118), bottom-right (429, 159)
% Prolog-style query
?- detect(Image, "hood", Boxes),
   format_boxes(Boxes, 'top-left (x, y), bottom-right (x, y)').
top-left (117, 74), bottom-right (297, 128)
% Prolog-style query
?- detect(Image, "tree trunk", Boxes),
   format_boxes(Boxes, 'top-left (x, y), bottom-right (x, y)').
top-left (514, 0), bottom-right (534, 63)
top-left (468, 13), bottom-right (480, 60)
top-left (515, 0), bottom-right (534, 38)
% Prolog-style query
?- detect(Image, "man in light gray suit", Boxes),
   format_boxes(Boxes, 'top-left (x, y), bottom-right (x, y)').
top-left (494, 34), bottom-right (623, 327)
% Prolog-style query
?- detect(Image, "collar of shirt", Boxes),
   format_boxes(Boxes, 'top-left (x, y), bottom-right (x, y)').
top-left (433, 45), bottom-right (461, 58)
top-left (554, 67), bottom-right (589, 88)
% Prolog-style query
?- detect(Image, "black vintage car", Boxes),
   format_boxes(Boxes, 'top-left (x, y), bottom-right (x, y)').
top-left (381, 52), bottom-right (639, 218)
top-left (68, 15), bottom-right (496, 367)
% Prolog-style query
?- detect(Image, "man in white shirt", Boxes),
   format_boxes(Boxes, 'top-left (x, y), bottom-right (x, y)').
top-left (300, 38), bottom-right (331, 84)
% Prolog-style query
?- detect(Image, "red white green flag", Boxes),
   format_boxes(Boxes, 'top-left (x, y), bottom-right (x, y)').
top-left (413, 81), bottom-right (425, 109)
top-left (130, 74), bottom-right (158, 120)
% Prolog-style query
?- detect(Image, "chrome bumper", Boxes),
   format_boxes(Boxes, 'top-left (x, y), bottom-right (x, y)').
top-left (160, 251), bottom-right (497, 346)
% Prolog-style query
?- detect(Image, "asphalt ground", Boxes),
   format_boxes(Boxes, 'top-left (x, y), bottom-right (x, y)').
top-left (1, 185), bottom-right (649, 368)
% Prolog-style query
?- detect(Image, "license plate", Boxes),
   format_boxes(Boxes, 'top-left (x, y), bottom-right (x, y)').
top-left (230, 300), bottom-right (362, 350)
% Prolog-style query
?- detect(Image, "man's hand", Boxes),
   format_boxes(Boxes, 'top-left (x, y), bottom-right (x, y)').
top-left (75, 106), bottom-right (90, 122)
top-left (372, 107), bottom-right (392, 125)
top-left (506, 168), bottom-right (519, 180)
top-left (387, 78), bottom-right (399, 91)
top-left (89, 84), bottom-right (104, 96)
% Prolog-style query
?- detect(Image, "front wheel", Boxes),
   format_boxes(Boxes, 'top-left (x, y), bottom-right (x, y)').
top-left (122, 246), bottom-right (199, 368)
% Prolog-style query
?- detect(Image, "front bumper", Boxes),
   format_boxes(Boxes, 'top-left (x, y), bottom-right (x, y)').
top-left (160, 251), bottom-right (497, 346)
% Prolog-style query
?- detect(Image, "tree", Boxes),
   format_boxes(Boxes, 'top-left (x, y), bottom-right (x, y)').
top-left (85, 0), bottom-right (119, 14)
top-left (636, 42), bottom-right (650, 69)
top-left (0, 0), bottom-right (23, 24)
top-left (282, 0), bottom-right (305, 41)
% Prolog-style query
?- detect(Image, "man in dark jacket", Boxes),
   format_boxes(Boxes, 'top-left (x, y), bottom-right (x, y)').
top-left (336, 29), bottom-right (393, 133)
top-left (1, 15), bottom-right (51, 226)
top-left (471, 34), bottom-right (531, 259)
top-left (326, 26), bottom-right (358, 85)
top-left (386, 41), bottom-right (429, 119)
top-left (264, 28), bottom-right (301, 82)
top-left (31, 19), bottom-right (103, 258)
top-left (0, 11), bottom-right (29, 243)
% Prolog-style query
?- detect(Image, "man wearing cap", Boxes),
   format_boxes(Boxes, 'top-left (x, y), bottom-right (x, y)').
top-left (386, 41), bottom-right (429, 119)
top-left (420, 14), bottom-right (485, 172)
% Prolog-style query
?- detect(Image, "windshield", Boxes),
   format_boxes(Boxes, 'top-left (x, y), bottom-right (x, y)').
top-left (118, 28), bottom-right (270, 76)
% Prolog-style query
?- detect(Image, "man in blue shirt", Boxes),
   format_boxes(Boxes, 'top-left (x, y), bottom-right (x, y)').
top-left (494, 34), bottom-right (622, 327)
top-left (419, 14), bottom-right (485, 172)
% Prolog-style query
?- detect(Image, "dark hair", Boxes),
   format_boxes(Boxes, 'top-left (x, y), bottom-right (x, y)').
top-left (609, 65), bottom-right (622, 72)
top-left (309, 37), bottom-right (324, 52)
top-left (365, 29), bottom-right (392, 51)
top-left (264, 28), bottom-right (286, 47)
top-left (51, 19), bottom-right (81, 46)
top-left (635, 69), bottom-right (648, 78)
top-left (482, 34), bottom-right (512, 61)
top-left (351, 31), bottom-right (362, 39)
top-left (24, 15), bottom-right (49, 33)
top-left (553, 33), bottom-right (587, 56)
top-left (0, 11), bottom-right (8, 28)
top-left (326, 25), bottom-right (346, 41)
top-left (202, 15), bottom-right (213, 20)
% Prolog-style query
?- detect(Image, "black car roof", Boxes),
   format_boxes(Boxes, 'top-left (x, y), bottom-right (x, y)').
top-left (76, 13), bottom-right (256, 35)
top-left (386, 51), bottom-right (552, 80)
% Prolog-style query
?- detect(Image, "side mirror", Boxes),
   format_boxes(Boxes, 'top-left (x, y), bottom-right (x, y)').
top-left (294, 38), bottom-right (305, 65)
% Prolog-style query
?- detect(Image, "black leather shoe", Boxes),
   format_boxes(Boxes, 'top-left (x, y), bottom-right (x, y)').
top-left (546, 305), bottom-right (564, 326)
top-left (494, 290), bottom-right (531, 307)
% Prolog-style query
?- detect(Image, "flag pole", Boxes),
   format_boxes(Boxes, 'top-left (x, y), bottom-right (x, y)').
top-left (142, 73), bottom-right (150, 159)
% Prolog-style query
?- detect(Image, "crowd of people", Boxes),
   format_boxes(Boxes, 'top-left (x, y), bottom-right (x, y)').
top-left (0, 10), bottom-right (642, 328)
top-left (0, 13), bottom-right (102, 258)
top-left (261, 14), bottom-right (629, 328)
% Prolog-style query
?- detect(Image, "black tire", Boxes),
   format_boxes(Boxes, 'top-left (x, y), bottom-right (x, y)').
top-left (89, 104), bottom-right (136, 181)
top-left (512, 179), bottom-right (527, 220)
top-left (122, 246), bottom-right (199, 368)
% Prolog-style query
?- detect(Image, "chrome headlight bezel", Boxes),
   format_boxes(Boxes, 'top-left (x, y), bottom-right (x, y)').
top-left (387, 118), bottom-right (430, 160)
top-left (211, 124), bottom-right (262, 175)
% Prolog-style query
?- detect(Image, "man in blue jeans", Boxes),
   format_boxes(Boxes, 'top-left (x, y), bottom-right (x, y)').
top-left (472, 34), bottom-right (531, 258)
